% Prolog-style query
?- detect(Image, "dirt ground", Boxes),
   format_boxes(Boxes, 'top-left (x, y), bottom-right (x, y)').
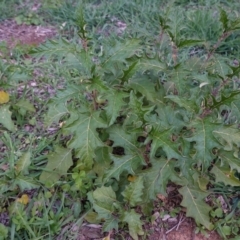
top-left (149, 218), bottom-right (222, 240)
top-left (0, 19), bottom-right (56, 48)
top-left (0, 18), bottom-right (223, 240)
top-left (75, 218), bottom-right (222, 240)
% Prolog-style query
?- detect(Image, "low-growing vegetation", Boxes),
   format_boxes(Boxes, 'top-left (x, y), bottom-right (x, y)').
top-left (1, 0), bottom-right (240, 239)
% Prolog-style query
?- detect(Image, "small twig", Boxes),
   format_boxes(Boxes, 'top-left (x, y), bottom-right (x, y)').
top-left (176, 214), bottom-right (185, 231)
top-left (159, 227), bottom-right (167, 240)
top-left (165, 216), bottom-right (186, 234)
top-left (165, 224), bottom-right (177, 234)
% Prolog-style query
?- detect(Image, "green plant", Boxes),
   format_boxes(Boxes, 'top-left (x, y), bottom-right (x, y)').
top-left (0, 55), bottom-right (68, 239)
top-left (0, 0), bottom-right (20, 21)
top-left (207, 184), bottom-right (240, 239)
top-left (28, 5), bottom-right (240, 239)
top-left (1, 0), bottom-right (240, 239)
top-left (14, 12), bottom-right (42, 25)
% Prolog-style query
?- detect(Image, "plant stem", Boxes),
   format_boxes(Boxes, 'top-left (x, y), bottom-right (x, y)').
top-left (206, 31), bottom-right (231, 61)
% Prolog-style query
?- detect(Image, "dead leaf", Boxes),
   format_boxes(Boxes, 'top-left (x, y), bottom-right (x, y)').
top-left (157, 193), bottom-right (166, 202)
top-left (0, 164), bottom-right (9, 171)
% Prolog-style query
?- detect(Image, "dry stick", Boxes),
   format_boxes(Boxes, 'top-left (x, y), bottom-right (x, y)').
top-left (158, 219), bottom-right (167, 240)
top-left (165, 215), bottom-right (186, 234)
top-left (158, 232), bottom-right (167, 240)
top-left (176, 213), bottom-right (184, 231)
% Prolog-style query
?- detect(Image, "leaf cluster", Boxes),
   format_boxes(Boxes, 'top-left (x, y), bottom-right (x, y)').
top-left (30, 7), bottom-right (240, 239)
top-left (1, 2), bottom-right (240, 239)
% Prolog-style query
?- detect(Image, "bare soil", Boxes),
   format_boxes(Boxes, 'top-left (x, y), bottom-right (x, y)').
top-left (149, 218), bottom-right (222, 240)
top-left (0, 19), bottom-right (56, 49)
top-left (73, 218), bottom-right (222, 240)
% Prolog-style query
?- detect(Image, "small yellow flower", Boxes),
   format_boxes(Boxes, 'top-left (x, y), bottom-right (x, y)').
top-left (0, 91), bottom-right (10, 104)
top-left (127, 175), bottom-right (137, 182)
top-left (17, 194), bottom-right (30, 205)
